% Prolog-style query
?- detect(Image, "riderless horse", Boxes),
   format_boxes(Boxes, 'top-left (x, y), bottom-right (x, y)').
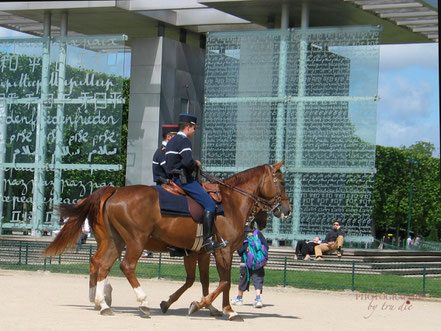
top-left (44, 161), bottom-right (291, 320)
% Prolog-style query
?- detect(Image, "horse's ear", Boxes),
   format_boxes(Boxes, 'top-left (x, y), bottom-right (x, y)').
top-left (272, 159), bottom-right (285, 171)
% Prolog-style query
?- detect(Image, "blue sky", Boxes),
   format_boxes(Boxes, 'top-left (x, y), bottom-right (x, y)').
top-left (378, 43), bottom-right (439, 156)
top-left (1, 27), bottom-right (439, 156)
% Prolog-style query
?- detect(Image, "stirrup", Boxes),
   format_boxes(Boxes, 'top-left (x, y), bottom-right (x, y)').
top-left (203, 237), bottom-right (228, 254)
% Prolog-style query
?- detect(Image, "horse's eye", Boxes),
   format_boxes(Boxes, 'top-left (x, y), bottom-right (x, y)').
top-left (280, 181), bottom-right (285, 187)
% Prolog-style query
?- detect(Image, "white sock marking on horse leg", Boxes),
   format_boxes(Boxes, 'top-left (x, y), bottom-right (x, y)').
top-left (223, 307), bottom-right (238, 318)
top-left (133, 287), bottom-right (149, 307)
top-left (95, 279), bottom-right (110, 311)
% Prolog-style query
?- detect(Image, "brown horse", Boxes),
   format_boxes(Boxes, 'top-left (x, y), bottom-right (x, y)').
top-left (86, 209), bottom-right (267, 316)
top-left (91, 222), bottom-right (222, 316)
top-left (87, 209), bottom-right (268, 316)
top-left (48, 190), bottom-right (221, 316)
top-left (44, 161), bottom-right (291, 320)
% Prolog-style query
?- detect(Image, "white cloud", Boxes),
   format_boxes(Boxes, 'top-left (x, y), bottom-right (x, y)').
top-left (377, 119), bottom-right (440, 156)
top-left (380, 43), bottom-right (439, 71)
top-left (378, 75), bottom-right (434, 123)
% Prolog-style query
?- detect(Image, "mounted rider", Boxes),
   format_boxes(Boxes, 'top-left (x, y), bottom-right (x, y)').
top-left (165, 113), bottom-right (227, 254)
top-left (152, 124), bottom-right (179, 185)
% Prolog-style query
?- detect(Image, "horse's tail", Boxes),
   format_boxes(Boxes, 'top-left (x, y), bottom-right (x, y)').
top-left (43, 186), bottom-right (117, 256)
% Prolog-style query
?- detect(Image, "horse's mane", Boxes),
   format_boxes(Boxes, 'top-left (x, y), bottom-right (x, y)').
top-left (224, 164), bottom-right (266, 187)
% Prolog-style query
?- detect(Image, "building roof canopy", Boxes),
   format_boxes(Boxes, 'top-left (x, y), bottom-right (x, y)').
top-left (0, 0), bottom-right (437, 44)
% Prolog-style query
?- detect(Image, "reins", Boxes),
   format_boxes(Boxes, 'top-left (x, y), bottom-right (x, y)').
top-left (200, 167), bottom-right (282, 214)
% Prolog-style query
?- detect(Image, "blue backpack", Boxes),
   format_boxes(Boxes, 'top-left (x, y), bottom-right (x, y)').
top-left (243, 230), bottom-right (268, 271)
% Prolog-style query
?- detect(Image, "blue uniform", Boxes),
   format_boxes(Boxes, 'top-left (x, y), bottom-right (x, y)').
top-left (165, 132), bottom-right (215, 212)
top-left (152, 142), bottom-right (168, 185)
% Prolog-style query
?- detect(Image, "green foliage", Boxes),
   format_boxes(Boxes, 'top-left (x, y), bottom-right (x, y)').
top-left (373, 142), bottom-right (441, 242)
top-left (426, 226), bottom-right (440, 242)
top-left (405, 141), bottom-right (436, 157)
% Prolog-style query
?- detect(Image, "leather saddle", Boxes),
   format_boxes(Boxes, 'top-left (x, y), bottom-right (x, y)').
top-left (155, 181), bottom-right (223, 223)
top-left (161, 180), bottom-right (222, 203)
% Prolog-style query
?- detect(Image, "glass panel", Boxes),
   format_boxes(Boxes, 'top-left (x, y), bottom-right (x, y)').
top-left (202, 26), bottom-right (380, 243)
top-left (0, 35), bottom-right (127, 234)
top-left (285, 101), bottom-right (377, 169)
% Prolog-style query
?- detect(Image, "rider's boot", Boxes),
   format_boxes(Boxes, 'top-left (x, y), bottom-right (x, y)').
top-left (168, 246), bottom-right (193, 257)
top-left (202, 210), bottom-right (227, 254)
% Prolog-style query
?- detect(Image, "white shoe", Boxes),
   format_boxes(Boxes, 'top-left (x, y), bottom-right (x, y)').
top-left (230, 297), bottom-right (243, 306)
top-left (253, 299), bottom-right (263, 308)
top-left (303, 254), bottom-right (311, 261)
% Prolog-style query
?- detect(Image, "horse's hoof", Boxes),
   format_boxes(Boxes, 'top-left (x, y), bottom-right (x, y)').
top-left (100, 308), bottom-right (114, 316)
top-left (188, 301), bottom-right (200, 315)
top-left (229, 313), bottom-right (243, 322)
top-left (160, 301), bottom-right (169, 314)
top-left (139, 305), bottom-right (150, 317)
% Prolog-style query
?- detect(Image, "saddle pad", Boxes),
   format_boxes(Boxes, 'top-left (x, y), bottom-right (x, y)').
top-left (155, 185), bottom-right (191, 217)
top-left (154, 186), bottom-right (224, 220)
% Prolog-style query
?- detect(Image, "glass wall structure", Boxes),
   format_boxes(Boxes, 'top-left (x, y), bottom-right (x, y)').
top-left (202, 26), bottom-right (380, 244)
top-left (0, 35), bottom-right (127, 235)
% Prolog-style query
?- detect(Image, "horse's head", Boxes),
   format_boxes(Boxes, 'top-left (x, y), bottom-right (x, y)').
top-left (260, 160), bottom-right (291, 220)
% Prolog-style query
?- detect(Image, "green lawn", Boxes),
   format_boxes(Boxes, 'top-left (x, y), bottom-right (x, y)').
top-left (1, 262), bottom-right (440, 297)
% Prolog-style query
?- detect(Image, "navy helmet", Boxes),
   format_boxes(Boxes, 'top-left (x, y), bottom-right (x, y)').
top-left (179, 113), bottom-right (197, 126)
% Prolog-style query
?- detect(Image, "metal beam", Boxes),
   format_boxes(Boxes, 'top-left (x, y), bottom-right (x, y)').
top-left (19, 24), bottom-right (59, 32)
top-left (31, 11), bottom-right (51, 236)
top-left (272, 2), bottom-right (290, 247)
top-left (411, 25), bottom-right (438, 32)
top-left (396, 17), bottom-right (438, 24)
top-left (0, 17), bottom-right (38, 24)
top-left (204, 166), bottom-right (376, 174)
top-left (380, 10), bottom-right (437, 18)
top-left (291, 0), bottom-right (310, 247)
top-left (0, 163), bottom-right (122, 171)
top-left (362, 3), bottom-right (423, 10)
top-left (0, 101), bottom-right (7, 227)
top-left (205, 96), bottom-right (379, 103)
top-left (52, 11), bottom-right (68, 223)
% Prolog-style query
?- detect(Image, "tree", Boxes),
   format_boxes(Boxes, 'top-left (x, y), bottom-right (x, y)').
top-left (405, 141), bottom-right (436, 157)
top-left (373, 143), bottom-right (441, 243)
top-left (373, 146), bottom-right (409, 243)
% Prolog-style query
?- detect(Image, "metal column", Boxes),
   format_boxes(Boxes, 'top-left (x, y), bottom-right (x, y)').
top-left (31, 11), bottom-right (51, 236)
top-left (273, 3), bottom-right (290, 247)
top-left (0, 101), bottom-right (6, 232)
top-left (292, 0), bottom-right (309, 245)
top-left (52, 12), bottom-right (68, 223)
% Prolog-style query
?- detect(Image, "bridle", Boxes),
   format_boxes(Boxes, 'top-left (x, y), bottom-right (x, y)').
top-left (200, 164), bottom-right (288, 225)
